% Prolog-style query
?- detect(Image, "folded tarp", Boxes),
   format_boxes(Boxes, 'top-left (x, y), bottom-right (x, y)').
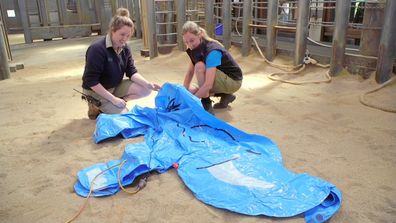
top-left (74, 83), bottom-right (342, 222)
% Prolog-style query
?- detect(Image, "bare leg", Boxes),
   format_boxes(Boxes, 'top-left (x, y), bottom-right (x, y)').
top-left (123, 82), bottom-right (151, 101)
top-left (194, 61), bottom-right (206, 90)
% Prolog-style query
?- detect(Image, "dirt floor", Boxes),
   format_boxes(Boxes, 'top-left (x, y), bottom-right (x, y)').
top-left (0, 35), bottom-right (395, 223)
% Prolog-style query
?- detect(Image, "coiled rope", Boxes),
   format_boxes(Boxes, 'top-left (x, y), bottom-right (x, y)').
top-left (359, 76), bottom-right (396, 113)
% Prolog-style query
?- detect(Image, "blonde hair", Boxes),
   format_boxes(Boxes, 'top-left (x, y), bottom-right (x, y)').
top-left (108, 8), bottom-right (134, 33)
top-left (182, 21), bottom-right (223, 47)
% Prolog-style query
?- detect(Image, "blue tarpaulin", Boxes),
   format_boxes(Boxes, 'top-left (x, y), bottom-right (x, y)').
top-left (74, 83), bottom-right (342, 222)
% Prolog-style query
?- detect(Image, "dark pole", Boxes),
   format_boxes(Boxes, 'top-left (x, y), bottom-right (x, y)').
top-left (294, 0), bottom-right (310, 66)
top-left (266, 0), bottom-right (278, 61)
top-left (329, 0), bottom-right (351, 76)
top-left (376, 0), bottom-right (396, 83)
top-left (241, 0), bottom-right (252, 56)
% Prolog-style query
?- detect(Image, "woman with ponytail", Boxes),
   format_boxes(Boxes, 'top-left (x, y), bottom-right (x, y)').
top-left (182, 21), bottom-right (243, 114)
top-left (82, 8), bottom-right (160, 119)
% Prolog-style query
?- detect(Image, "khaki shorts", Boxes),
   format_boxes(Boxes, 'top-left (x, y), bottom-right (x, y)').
top-left (211, 70), bottom-right (242, 94)
top-left (83, 79), bottom-right (133, 114)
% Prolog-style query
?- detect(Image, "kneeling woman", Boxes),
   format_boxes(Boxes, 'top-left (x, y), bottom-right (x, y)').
top-left (181, 21), bottom-right (243, 113)
top-left (81, 8), bottom-right (160, 119)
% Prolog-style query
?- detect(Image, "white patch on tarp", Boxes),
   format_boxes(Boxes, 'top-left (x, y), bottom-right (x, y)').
top-left (86, 168), bottom-right (108, 191)
top-left (208, 161), bottom-right (275, 189)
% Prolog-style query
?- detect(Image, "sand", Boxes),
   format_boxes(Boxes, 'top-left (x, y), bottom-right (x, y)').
top-left (0, 36), bottom-right (395, 223)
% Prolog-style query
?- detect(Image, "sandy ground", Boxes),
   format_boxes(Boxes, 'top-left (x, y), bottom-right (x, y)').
top-left (0, 35), bottom-right (395, 223)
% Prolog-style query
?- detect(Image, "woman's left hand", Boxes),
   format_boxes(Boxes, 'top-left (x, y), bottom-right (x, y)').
top-left (147, 83), bottom-right (161, 91)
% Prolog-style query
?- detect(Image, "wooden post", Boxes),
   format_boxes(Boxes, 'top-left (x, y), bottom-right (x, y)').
top-left (359, 2), bottom-right (384, 57)
top-left (266, 0), bottom-right (278, 61)
top-left (132, 0), bottom-right (142, 38)
top-left (204, 0), bottom-right (214, 37)
top-left (57, 0), bottom-right (66, 25)
top-left (0, 3), bottom-right (12, 61)
top-left (146, 0), bottom-right (157, 58)
top-left (98, 0), bottom-right (113, 35)
top-left (176, 0), bottom-right (186, 51)
top-left (329, 0), bottom-right (351, 76)
top-left (294, 0), bottom-right (310, 66)
top-left (166, 0), bottom-right (175, 43)
top-left (37, 0), bottom-right (49, 26)
top-left (17, 0), bottom-right (32, 43)
top-left (0, 20), bottom-right (10, 80)
top-left (376, 0), bottom-right (396, 83)
top-left (222, 0), bottom-right (231, 49)
top-left (190, 0), bottom-right (197, 21)
top-left (241, 0), bottom-right (252, 56)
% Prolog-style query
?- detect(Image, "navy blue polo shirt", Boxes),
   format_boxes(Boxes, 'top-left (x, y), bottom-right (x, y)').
top-left (82, 36), bottom-right (137, 90)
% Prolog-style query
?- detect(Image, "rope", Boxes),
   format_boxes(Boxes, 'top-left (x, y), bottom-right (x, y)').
top-left (65, 162), bottom-right (123, 223)
top-left (251, 36), bottom-right (332, 84)
top-left (359, 77), bottom-right (396, 113)
top-left (66, 160), bottom-right (147, 222)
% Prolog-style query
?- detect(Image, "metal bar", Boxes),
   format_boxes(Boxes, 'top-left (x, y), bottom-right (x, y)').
top-left (274, 25), bottom-right (296, 30)
top-left (222, 0), bottom-right (231, 49)
top-left (329, 0), bottom-right (351, 76)
top-left (205, 0), bottom-right (214, 36)
top-left (156, 32), bottom-right (177, 36)
top-left (294, 0), bottom-right (310, 66)
top-left (241, 0), bottom-right (252, 56)
top-left (266, 0), bottom-right (278, 60)
top-left (376, 0), bottom-right (396, 83)
top-left (175, 0), bottom-right (185, 51)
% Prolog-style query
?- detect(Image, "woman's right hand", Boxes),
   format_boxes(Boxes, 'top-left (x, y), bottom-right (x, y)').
top-left (111, 97), bottom-right (127, 108)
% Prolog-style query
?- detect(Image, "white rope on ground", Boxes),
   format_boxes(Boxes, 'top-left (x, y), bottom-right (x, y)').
top-left (251, 36), bottom-right (332, 85)
top-left (359, 76), bottom-right (396, 113)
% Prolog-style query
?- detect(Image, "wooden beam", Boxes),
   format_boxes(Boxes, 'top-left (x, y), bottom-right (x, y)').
top-left (0, 19), bottom-right (10, 80)
top-left (294, 0), bottom-right (310, 66)
top-left (222, 0), bottom-right (231, 49)
top-left (329, 0), bottom-right (351, 76)
top-left (241, 0), bottom-right (252, 56)
top-left (266, 0), bottom-right (278, 61)
top-left (204, 0), bottom-right (214, 37)
top-left (376, 0), bottom-right (396, 83)
top-left (17, 0), bottom-right (32, 43)
top-left (176, 0), bottom-right (185, 51)
top-left (132, 0), bottom-right (142, 38)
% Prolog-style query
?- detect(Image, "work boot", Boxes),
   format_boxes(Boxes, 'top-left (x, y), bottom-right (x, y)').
top-left (213, 94), bottom-right (236, 109)
top-left (87, 103), bottom-right (101, 120)
top-left (201, 97), bottom-right (214, 114)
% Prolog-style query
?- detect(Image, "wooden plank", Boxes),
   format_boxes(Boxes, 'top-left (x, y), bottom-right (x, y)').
top-left (29, 24), bottom-right (99, 40)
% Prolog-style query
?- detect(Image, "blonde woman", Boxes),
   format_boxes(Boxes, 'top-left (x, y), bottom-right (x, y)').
top-left (182, 21), bottom-right (243, 114)
top-left (82, 8), bottom-right (160, 119)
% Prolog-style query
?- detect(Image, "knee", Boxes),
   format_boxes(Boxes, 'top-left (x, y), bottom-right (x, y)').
top-left (194, 62), bottom-right (206, 75)
top-left (140, 86), bottom-right (151, 97)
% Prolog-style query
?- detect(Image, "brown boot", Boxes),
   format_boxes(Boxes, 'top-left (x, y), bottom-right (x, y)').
top-left (87, 103), bottom-right (101, 120)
